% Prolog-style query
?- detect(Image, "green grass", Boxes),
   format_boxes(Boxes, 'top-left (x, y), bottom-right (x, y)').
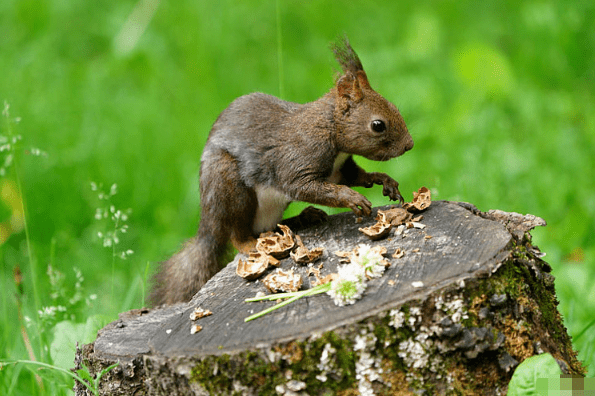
top-left (1, 0), bottom-right (594, 393)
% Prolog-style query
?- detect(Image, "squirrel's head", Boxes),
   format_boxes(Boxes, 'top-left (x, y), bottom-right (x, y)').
top-left (330, 37), bottom-right (414, 161)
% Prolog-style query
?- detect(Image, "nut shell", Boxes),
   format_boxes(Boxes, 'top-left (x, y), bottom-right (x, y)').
top-left (256, 225), bottom-right (295, 259)
top-left (402, 186), bottom-right (431, 212)
top-left (377, 207), bottom-right (412, 226)
top-left (290, 235), bottom-right (324, 264)
top-left (236, 251), bottom-right (280, 280)
top-left (262, 269), bottom-right (303, 293)
top-left (359, 221), bottom-right (391, 240)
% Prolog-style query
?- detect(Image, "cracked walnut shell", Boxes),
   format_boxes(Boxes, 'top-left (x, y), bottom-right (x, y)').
top-left (290, 234), bottom-right (324, 264)
top-left (262, 268), bottom-right (303, 293)
top-left (256, 224), bottom-right (295, 259)
top-left (236, 251), bottom-right (280, 280)
top-left (402, 186), bottom-right (431, 212)
top-left (359, 212), bottom-right (391, 240)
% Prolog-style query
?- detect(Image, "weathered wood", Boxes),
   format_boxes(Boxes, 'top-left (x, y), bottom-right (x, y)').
top-left (74, 201), bottom-right (584, 395)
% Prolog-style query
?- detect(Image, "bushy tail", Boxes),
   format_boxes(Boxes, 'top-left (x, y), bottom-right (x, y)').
top-left (149, 236), bottom-right (223, 306)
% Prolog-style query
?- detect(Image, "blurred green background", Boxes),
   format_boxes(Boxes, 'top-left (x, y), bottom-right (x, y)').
top-left (1, 0), bottom-right (594, 393)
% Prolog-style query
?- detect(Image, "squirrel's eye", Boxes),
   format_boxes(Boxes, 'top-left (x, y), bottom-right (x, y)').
top-left (371, 120), bottom-right (386, 133)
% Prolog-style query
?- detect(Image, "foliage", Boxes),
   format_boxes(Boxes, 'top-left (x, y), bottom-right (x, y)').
top-left (508, 353), bottom-right (561, 396)
top-left (0, 359), bottom-right (118, 396)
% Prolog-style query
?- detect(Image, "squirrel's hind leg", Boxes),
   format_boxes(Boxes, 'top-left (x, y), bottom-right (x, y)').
top-left (281, 206), bottom-right (328, 231)
top-left (200, 149), bottom-right (258, 254)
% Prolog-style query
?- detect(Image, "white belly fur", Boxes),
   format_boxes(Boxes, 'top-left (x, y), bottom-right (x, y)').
top-left (253, 185), bottom-right (291, 234)
top-left (327, 152), bottom-right (350, 184)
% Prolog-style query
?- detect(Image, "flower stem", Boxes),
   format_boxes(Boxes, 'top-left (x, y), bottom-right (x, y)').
top-left (245, 283), bottom-right (329, 302)
top-left (244, 283), bottom-right (331, 322)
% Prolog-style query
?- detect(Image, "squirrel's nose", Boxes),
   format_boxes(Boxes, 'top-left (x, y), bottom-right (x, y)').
top-left (404, 136), bottom-right (414, 152)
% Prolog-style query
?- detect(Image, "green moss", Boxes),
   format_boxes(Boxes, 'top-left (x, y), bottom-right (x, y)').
top-left (503, 244), bottom-right (565, 344)
top-left (190, 351), bottom-right (280, 394)
top-left (188, 331), bottom-right (361, 395)
top-left (313, 332), bottom-right (357, 389)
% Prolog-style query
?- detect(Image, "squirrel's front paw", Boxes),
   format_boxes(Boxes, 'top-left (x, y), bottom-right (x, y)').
top-left (370, 173), bottom-right (403, 204)
top-left (341, 189), bottom-right (372, 217)
top-left (382, 180), bottom-right (403, 204)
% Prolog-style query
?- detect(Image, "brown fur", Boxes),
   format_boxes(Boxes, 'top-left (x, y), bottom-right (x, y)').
top-left (149, 37), bottom-right (414, 306)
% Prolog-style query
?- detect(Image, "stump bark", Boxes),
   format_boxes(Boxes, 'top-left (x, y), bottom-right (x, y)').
top-left (74, 201), bottom-right (584, 395)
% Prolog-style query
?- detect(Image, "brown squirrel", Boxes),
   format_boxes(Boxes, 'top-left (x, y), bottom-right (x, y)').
top-left (150, 37), bottom-right (414, 305)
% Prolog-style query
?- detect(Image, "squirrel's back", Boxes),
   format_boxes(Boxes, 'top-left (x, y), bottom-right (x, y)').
top-left (202, 92), bottom-right (335, 189)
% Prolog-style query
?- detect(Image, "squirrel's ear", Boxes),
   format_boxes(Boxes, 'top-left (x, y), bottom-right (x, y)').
top-left (356, 71), bottom-right (371, 90)
top-left (336, 73), bottom-right (364, 102)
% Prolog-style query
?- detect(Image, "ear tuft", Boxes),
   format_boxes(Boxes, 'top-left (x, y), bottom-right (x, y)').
top-left (331, 35), bottom-right (371, 98)
top-left (330, 35), bottom-right (364, 76)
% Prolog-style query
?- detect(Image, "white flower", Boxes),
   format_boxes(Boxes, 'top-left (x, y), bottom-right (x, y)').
top-left (353, 244), bottom-right (386, 278)
top-left (327, 264), bottom-right (367, 306)
top-left (38, 306), bottom-right (57, 320)
top-left (341, 259), bottom-right (366, 280)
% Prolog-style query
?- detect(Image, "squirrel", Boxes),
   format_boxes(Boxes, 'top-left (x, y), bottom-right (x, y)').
top-left (150, 37), bottom-right (414, 306)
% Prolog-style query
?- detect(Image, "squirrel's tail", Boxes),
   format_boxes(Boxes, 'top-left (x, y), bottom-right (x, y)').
top-left (149, 235), bottom-right (224, 306)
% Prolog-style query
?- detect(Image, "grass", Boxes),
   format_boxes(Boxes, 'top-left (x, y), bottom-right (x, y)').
top-left (1, 0), bottom-right (594, 393)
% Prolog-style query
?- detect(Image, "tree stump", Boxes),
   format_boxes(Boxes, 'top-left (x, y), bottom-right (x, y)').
top-left (74, 201), bottom-right (584, 395)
